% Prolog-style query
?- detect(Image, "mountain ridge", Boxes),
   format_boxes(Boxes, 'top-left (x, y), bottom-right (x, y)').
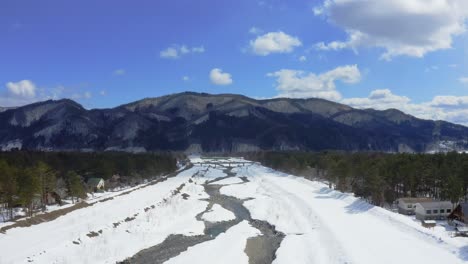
top-left (0, 92), bottom-right (467, 153)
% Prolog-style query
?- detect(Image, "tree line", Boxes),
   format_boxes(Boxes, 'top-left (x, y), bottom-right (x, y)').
top-left (245, 151), bottom-right (468, 207)
top-left (0, 151), bottom-right (178, 220)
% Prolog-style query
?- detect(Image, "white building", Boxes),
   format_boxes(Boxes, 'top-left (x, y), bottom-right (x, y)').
top-left (396, 197), bottom-right (433, 215)
top-left (415, 201), bottom-right (453, 220)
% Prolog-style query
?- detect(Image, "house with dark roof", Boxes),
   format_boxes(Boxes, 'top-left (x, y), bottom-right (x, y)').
top-left (414, 201), bottom-right (453, 220)
top-left (448, 202), bottom-right (468, 225)
top-left (396, 197), bottom-right (434, 215)
top-left (87, 178), bottom-right (105, 192)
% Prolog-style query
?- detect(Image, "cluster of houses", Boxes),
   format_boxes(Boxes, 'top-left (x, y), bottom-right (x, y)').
top-left (39, 177), bottom-right (106, 207)
top-left (40, 174), bottom-right (145, 208)
top-left (396, 197), bottom-right (468, 236)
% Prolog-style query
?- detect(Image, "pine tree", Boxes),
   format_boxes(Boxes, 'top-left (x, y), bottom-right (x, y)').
top-left (0, 160), bottom-right (17, 220)
top-left (17, 168), bottom-right (41, 217)
top-left (35, 161), bottom-right (56, 207)
top-left (67, 171), bottom-right (86, 204)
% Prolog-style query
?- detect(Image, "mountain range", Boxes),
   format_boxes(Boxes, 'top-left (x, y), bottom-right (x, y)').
top-left (0, 92), bottom-right (467, 153)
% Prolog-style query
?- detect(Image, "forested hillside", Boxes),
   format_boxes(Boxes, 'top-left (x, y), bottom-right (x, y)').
top-left (1, 92), bottom-right (468, 153)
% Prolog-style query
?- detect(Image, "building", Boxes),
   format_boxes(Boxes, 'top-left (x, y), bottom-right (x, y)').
top-left (448, 202), bottom-right (468, 226)
top-left (43, 191), bottom-right (62, 205)
top-left (87, 178), bottom-right (105, 192)
top-left (414, 201), bottom-right (453, 220)
top-left (396, 197), bottom-right (434, 215)
top-left (421, 220), bottom-right (437, 228)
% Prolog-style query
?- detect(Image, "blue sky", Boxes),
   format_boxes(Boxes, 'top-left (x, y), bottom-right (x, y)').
top-left (1, 0), bottom-right (468, 125)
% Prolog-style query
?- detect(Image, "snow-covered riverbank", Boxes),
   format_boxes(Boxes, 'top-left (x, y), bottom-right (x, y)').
top-left (0, 157), bottom-right (466, 264)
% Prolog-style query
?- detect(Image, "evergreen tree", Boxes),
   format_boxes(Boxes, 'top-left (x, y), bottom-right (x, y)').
top-left (0, 160), bottom-right (17, 220)
top-left (17, 168), bottom-right (41, 217)
top-left (35, 161), bottom-right (56, 207)
top-left (67, 171), bottom-right (86, 204)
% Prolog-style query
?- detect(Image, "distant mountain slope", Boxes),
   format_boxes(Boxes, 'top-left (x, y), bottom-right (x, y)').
top-left (0, 92), bottom-right (467, 152)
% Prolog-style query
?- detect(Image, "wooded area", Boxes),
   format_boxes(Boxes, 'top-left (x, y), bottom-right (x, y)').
top-left (245, 151), bottom-right (468, 207)
top-left (0, 151), bottom-right (178, 221)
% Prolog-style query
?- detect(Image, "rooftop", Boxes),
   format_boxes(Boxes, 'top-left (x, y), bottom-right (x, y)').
top-left (87, 178), bottom-right (104, 186)
top-left (398, 197), bottom-right (433, 204)
top-left (416, 201), bottom-right (453, 209)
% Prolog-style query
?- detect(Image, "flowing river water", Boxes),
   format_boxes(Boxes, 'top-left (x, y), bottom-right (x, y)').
top-left (120, 165), bottom-right (284, 264)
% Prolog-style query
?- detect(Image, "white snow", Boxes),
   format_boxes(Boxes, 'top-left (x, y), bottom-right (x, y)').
top-left (209, 177), bottom-right (244, 185)
top-left (164, 221), bottom-right (260, 264)
top-left (222, 163), bottom-right (468, 264)
top-left (201, 204), bottom-right (236, 222)
top-left (0, 167), bottom-right (208, 264)
top-left (0, 175), bottom-right (175, 228)
top-left (2, 157), bottom-right (467, 264)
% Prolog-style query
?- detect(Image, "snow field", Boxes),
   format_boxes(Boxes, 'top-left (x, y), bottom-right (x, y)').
top-left (0, 167), bottom-right (208, 264)
top-left (2, 157), bottom-right (467, 264)
top-left (222, 164), bottom-right (467, 264)
top-left (164, 221), bottom-right (260, 264)
top-left (209, 177), bottom-right (244, 185)
top-left (201, 204), bottom-right (236, 222)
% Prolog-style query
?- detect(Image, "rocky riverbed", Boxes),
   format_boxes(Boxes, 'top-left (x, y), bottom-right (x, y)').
top-left (121, 165), bottom-right (284, 264)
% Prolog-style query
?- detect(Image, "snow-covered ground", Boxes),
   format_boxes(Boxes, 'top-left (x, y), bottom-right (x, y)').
top-left (0, 157), bottom-right (467, 264)
top-left (0, 172), bottom-right (177, 228)
top-left (201, 204), bottom-right (236, 222)
top-left (0, 167), bottom-right (208, 264)
top-left (165, 221), bottom-right (260, 264)
top-left (223, 164), bottom-right (468, 264)
top-left (209, 177), bottom-right (244, 185)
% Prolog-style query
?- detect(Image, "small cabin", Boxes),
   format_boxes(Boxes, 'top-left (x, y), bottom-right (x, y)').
top-left (87, 178), bottom-right (105, 192)
top-left (421, 220), bottom-right (437, 228)
top-left (415, 201), bottom-right (453, 220)
top-left (396, 197), bottom-right (434, 215)
top-left (43, 191), bottom-right (62, 205)
top-left (448, 202), bottom-right (468, 226)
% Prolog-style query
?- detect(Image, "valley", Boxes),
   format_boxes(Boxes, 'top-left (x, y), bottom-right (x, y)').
top-left (0, 157), bottom-right (466, 264)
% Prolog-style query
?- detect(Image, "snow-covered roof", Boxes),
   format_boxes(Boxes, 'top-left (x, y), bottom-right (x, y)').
top-left (416, 201), bottom-right (452, 209)
top-left (398, 197), bottom-right (433, 204)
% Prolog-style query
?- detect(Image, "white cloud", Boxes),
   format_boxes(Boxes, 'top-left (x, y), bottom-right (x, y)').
top-left (6, 80), bottom-right (36, 98)
top-left (299, 55), bottom-right (307, 62)
top-left (180, 45), bottom-right (190, 54)
top-left (249, 27), bottom-right (263, 35)
top-left (71, 91), bottom-right (92, 100)
top-left (192, 46), bottom-right (205, 53)
top-left (314, 0), bottom-right (468, 59)
top-left (0, 80), bottom-right (96, 107)
top-left (425, 65), bottom-right (439, 72)
top-left (268, 65), bottom-right (361, 100)
top-left (459, 77), bottom-right (468, 84)
top-left (0, 80), bottom-right (38, 107)
top-left (430, 95), bottom-right (468, 108)
top-left (210, 68), bottom-right (233, 86)
top-left (160, 45), bottom-right (205, 59)
top-left (250, 31), bottom-right (302, 56)
top-left (342, 89), bottom-right (410, 109)
top-left (160, 47), bottom-right (179, 59)
top-left (100, 90), bottom-right (106, 96)
top-left (113, 69), bottom-right (126, 76)
top-left (182, 76), bottom-right (190, 82)
top-left (341, 89), bottom-right (468, 126)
